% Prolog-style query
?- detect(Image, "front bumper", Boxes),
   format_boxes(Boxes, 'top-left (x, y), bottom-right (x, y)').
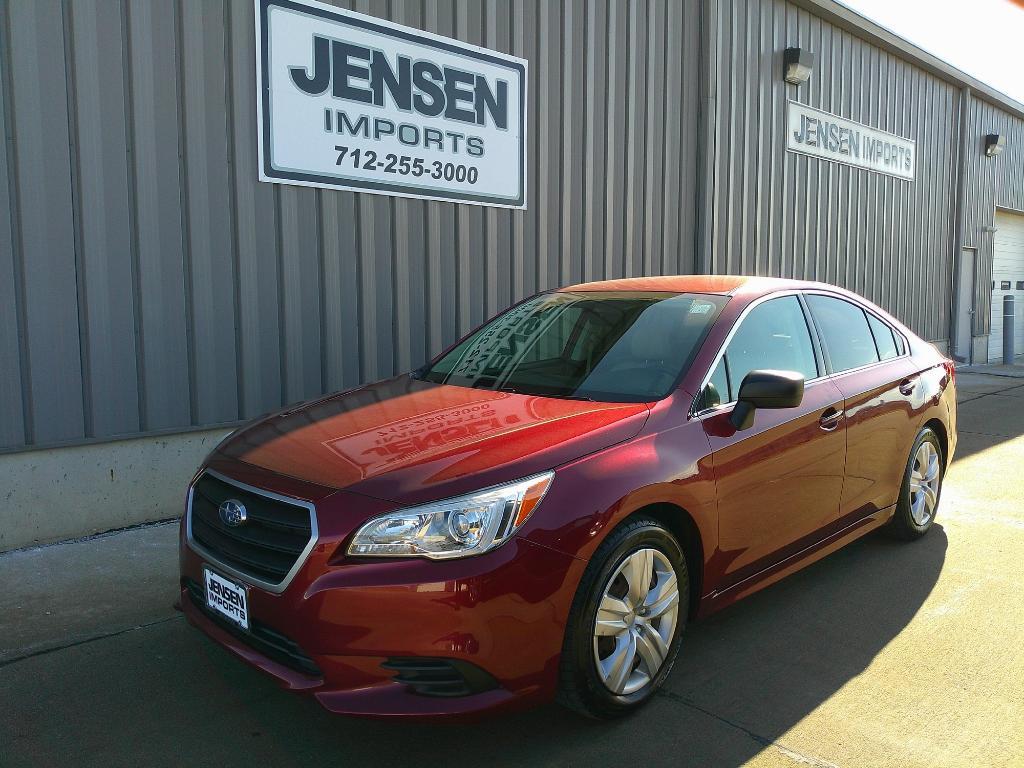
top-left (178, 515), bottom-right (585, 718)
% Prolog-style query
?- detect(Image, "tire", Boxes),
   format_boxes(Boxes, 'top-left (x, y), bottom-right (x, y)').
top-left (556, 516), bottom-right (689, 719)
top-left (888, 427), bottom-right (944, 540)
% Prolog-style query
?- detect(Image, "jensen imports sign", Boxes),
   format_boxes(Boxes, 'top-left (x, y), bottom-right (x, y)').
top-left (256, 0), bottom-right (527, 208)
top-left (786, 101), bottom-right (915, 181)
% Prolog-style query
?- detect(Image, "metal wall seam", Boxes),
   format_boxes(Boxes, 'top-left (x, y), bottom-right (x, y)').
top-left (62, 0), bottom-right (93, 441)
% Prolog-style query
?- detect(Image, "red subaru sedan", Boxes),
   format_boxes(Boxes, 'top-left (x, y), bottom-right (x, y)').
top-left (179, 275), bottom-right (956, 719)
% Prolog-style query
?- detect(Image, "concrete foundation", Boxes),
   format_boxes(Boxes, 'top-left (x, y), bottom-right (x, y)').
top-left (0, 428), bottom-right (229, 552)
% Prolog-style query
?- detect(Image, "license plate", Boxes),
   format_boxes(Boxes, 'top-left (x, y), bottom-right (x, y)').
top-left (204, 567), bottom-right (249, 631)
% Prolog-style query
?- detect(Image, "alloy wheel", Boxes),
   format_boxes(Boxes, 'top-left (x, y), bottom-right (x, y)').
top-left (592, 548), bottom-right (680, 695)
top-left (909, 441), bottom-right (941, 526)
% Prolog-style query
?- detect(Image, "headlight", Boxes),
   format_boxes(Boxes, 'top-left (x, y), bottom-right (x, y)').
top-left (347, 472), bottom-right (554, 560)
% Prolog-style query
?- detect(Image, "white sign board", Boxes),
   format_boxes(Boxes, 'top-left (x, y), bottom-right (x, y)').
top-left (256, 0), bottom-right (528, 208)
top-left (786, 101), bottom-right (915, 181)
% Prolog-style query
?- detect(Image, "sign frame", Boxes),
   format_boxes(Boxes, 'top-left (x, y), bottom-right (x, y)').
top-left (785, 100), bottom-right (916, 182)
top-left (255, 0), bottom-right (529, 208)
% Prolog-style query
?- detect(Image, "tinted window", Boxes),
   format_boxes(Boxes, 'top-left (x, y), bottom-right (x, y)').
top-left (423, 291), bottom-right (726, 402)
top-left (806, 295), bottom-right (879, 372)
top-left (866, 313), bottom-right (899, 361)
top-left (719, 296), bottom-right (818, 398)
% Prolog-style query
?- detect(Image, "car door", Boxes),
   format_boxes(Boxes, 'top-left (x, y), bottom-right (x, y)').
top-left (804, 293), bottom-right (920, 524)
top-left (696, 294), bottom-right (847, 588)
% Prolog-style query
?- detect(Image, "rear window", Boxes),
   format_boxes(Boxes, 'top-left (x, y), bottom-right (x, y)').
top-left (866, 313), bottom-right (900, 361)
top-left (806, 295), bottom-right (879, 373)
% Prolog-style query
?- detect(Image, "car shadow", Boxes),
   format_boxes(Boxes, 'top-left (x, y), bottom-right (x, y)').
top-left (3, 522), bottom-right (945, 768)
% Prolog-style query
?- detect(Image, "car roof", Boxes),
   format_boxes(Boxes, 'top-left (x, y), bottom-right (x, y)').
top-left (558, 274), bottom-right (826, 296)
top-left (556, 274), bottom-right (914, 340)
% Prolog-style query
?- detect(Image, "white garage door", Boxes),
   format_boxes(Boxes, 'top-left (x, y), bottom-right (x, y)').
top-left (989, 210), bottom-right (1024, 363)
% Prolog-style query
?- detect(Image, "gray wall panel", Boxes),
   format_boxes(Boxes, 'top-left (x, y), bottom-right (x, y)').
top-left (561, 0), bottom-right (585, 285)
top-left (226, 0), bottom-right (284, 419)
top-left (68, 0), bottom-right (141, 437)
top-left (603, 1), bottom-right (628, 280)
top-left (179, 0), bottom-right (239, 424)
top-left (484, 0), bottom-right (513, 313)
top-left (581, 0), bottom-right (607, 285)
top-left (0, 12), bottom-right (25, 447)
top-left (962, 98), bottom-right (1024, 336)
top-left (6, 0), bottom-right (85, 444)
top-left (393, 1), bottom-right (429, 374)
top-left (320, 190), bottom-right (362, 392)
top-left (125, 0), bottom-right (191, 432)
top-left (455, 0), bottom-right (487, 332)
top-left (709, 0), bottom-right (959, 343)
top-left (278, 186), bottom-right (323, 403)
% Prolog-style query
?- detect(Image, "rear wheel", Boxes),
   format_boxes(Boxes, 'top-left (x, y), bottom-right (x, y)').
top-left (889, 427), bottom-right (944, 540)
top-left (557, 517), bottom-right (688, 718)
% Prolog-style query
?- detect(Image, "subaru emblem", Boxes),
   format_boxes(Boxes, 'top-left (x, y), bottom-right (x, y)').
top-left (219, 499), bottom-right (247, 527)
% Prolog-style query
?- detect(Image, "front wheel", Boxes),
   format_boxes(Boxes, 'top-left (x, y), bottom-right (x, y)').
top-left (889, 427), bottom-right (944, 540)
top-left (557, 517), bottom-right (688, 718)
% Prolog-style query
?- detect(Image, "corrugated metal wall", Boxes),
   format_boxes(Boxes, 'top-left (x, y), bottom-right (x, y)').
top-left (4, 0), bottom-right (1024, 455)
top-left (962, 97), bottom-right (1024, 335)
top-left (0, 0), bottom-right (701, 452)
top-left (707, 0), bottom-right (959, 344)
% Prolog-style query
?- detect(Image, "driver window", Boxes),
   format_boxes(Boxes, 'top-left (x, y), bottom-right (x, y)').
top-left (702, 296), bottom-right (817, 407)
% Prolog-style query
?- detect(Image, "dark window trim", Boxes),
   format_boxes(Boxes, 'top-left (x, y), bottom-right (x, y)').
top-left (797, 292), bottom-right (829, 378)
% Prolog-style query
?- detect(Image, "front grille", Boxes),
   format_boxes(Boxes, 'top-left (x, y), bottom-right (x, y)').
top-left (382, 657), bottom-right (499, 698)
top-left (184, 578), bottom-right (321, 677)
top-left (188, 471), bottom-right (314, 588)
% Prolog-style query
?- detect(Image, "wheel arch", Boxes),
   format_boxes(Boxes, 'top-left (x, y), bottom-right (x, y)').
top-left (922, 417), bottom-right (949, 467)
top-left (625, 502), bottom-right (704, 619)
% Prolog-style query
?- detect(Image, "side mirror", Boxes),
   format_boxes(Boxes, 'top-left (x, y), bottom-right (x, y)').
top-left (729, 370), bottom-right (805, 430)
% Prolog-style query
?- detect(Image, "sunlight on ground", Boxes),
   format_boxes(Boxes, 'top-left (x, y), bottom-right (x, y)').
top-left (746, 427), bottom-right (1024, 768)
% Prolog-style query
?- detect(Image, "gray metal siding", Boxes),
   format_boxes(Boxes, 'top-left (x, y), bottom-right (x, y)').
top-left (127, 0), bottom-right (191, 432)
top-left (0, 7), bottom-right (23, 448)
top-left (0, 0), bottom-right (701, 452)
top-left (4, 0), bottom-right (86, 446)
top-left (962, 98), bottom-right (1024, 335)
top-left (708, 0), bottom-right (959, 344)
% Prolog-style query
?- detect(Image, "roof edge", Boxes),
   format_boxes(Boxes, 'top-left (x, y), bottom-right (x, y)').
top-left (793, 0), bottom-right (1024, 121)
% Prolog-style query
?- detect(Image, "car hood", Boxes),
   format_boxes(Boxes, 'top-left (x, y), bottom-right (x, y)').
top-left (217, 375), bottom-right (650, 506)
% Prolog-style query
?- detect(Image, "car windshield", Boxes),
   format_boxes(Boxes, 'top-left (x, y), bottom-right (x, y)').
top-left (419, 291), bottom-right (727, 402)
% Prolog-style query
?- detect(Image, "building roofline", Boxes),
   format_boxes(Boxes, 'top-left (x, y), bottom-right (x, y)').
top-left (795, 0), bottom-right (1024, 121)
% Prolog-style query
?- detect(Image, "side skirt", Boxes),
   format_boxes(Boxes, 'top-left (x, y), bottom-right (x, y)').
top-left (696, 506), bottom-right (895, 619)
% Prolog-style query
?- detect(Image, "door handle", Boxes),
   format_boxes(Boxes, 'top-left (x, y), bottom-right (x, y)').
top-left (819, 408), bottom-right (844, 431)
top-left (899, 377), bottom-right (918, 396)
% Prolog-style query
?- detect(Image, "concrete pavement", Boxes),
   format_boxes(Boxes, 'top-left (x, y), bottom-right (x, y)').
top-left (2, 372), bottom-right (1022, 767)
